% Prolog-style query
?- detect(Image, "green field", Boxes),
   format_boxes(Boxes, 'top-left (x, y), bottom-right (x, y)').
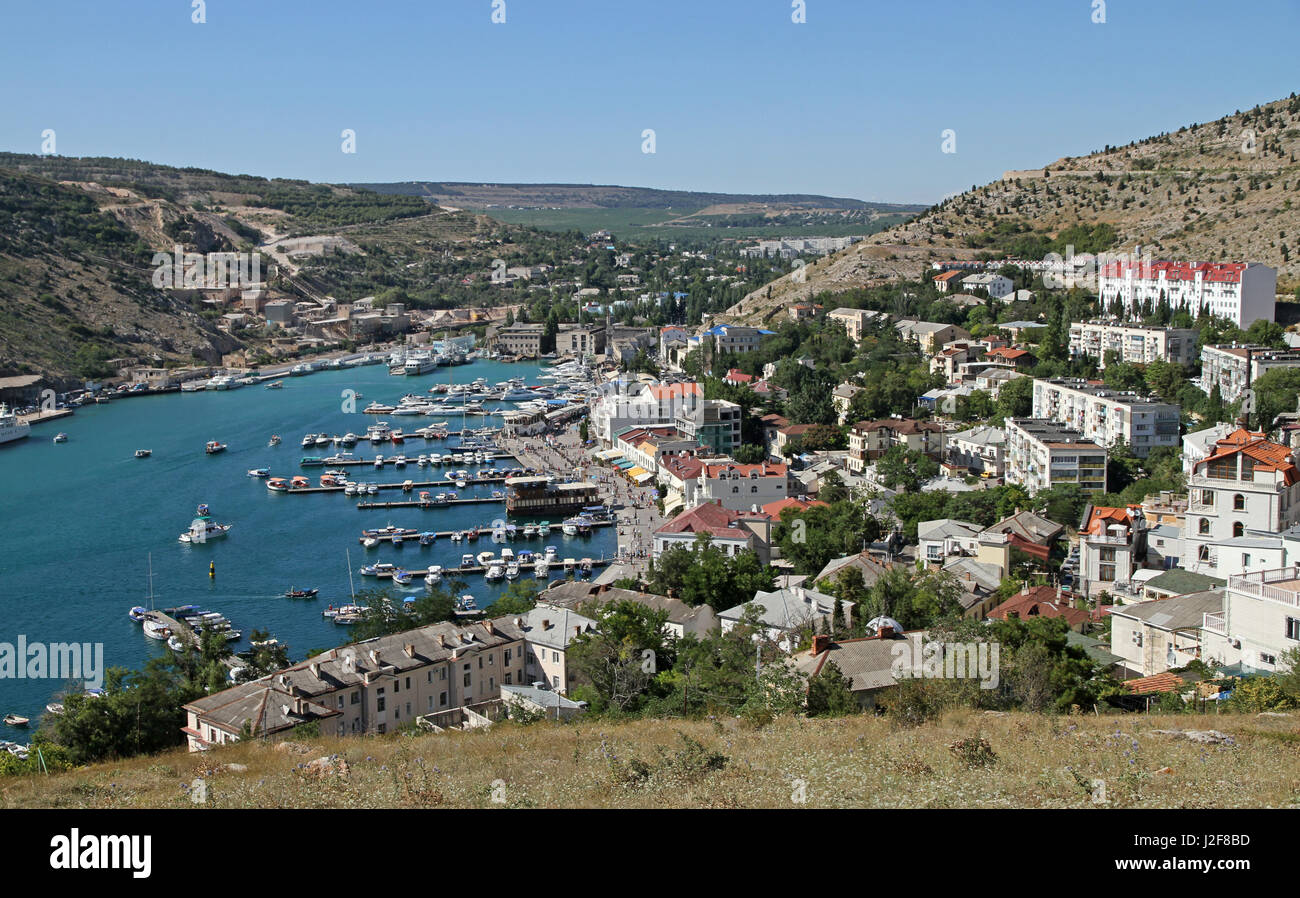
top-left (486, 207), bottom-right (914, 241)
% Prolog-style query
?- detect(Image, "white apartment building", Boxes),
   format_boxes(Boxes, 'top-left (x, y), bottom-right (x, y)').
top-left (1031, 378), bottom-right (1180, 457)
top-left (1203, 566), bottom-right (1300, 674)
top-left (1200, 344), bottom-right (1300, 403)
top-left (1098, 260), bottom-right (1276, 328)
top-left (697, 461), bottom-right (790, 512)
top-left (1068, 320), bottom-right (1198, 369)
top-left (1004, 418), bottom-right (1108, 494)
top-left (1076, 505), bottom-right (1146, 598)
top-left (828, 308), bottom-right (884, 343)
top-left (590, 380), bottom-right (703, 445)
top-left (960, 273), bottom-right (1013, 299)
top-left (1184, 428), bottom-right (1300, 578)
top-left (946, 424), bottom-right (1006, 476)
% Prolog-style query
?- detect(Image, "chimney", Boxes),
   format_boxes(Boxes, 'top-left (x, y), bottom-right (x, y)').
top-left (811, 634), bottom-right (831, 655)
top-left (484, 620), bottom-right (495, 635)
top-left (514, 617), bottom-right (523, 627)
top-left (542, 619), bottom-right (551, 629)
top-left (369, 649), bottom-right (381, 665)
top-left (403, 643), bottom-right (415, 659)
top-left (877, 625), bottom-right (895, 639)
top-left (574, 625), bottom-right (582, 639)
top-left (310, 661), bottom-right (320, 678)
top-left (437, 634), bottom-right (447, 648)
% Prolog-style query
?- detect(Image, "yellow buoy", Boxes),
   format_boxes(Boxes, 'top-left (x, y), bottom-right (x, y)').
top-left (209, 561), bottom-right (215, 579)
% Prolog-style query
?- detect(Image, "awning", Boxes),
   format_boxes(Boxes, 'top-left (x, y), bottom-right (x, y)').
top-left (595, 449), bottom-right (624, 461)
top-left (632, 471), bottom-right (655, 484)
top-left (626, 466), bottom-right (648, 479)
top-left (614, 459), bottom-right (635, 469)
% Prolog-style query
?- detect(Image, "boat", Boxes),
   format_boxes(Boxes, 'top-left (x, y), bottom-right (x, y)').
top-left (392, 569), bottom-right (413, 586)
top-left (315, 434), bottom-right (331, 447)
top-left (4, 714), bottom-right (29, 727)
top-left (563, 558), bottom-right (577, 576)
top-left (360, 562), bottom-right (398, 577)
top-left (392, 535), bottom-right (404, 547)
top-left (284, 588), bottom-right (319, 598)
top-left (44, 703), bottom-right (64, 715)
top-left (301, 434), bottom-right (317, 449)
top-left (419, 531), bottom-right (436, 546)
top-left (523, 524), bottom-right (538, 538)
top-left (134, 449), bottom-right (152, 458)
top-left (505, 561), bottom-right (520, 580)
top-left (266, 478), bottom-right (288, 492)
top-left (300, 456), bottom-right (325, 466)
top-left (562, 518), bottom-right (580, 536)
top-left (0, 404), bottom-right (31, 446)
top-left (289, 362), bottom-right (314, 376)
top-left (266, 380), bottom-right (284, 389)
top-left (205, 441), bottom-right (227, 454)
top-left (367, 483), bottom-right (378, 495)
top-left (461, 553), bottom-right (475, 568)
top-left (53, 432), bottom-right (68, 443)
top-left (362, 537), bottom-right (379, 549)
top-left (455, 594), bottom-right (478, 616)
top-left (248, 468), bottom-right (270, 478)
top-left (143, 618), bottom-right (171, 640)
top-left (425, 565), bottom-right (443, 587)
top-left (485, 564), bottom-right (504, 581)
top-left (128, 605), bottom-right (147, 622)
top-left (167, 635), bottom-right (185, 652)
top-left (361, 524), bottom-right (419, 540)
top-left (290, 475), bottom-right (310, 489)
top-left (477, 550), bottom-right (496, 566)
top-left (545, 545), bottom-right (558, 561)
top-left (580, 558), bottom-right (593, 578)
top-left (179, 508), bottom-right (232, 544)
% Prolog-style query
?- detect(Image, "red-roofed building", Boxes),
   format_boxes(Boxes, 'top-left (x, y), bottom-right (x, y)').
top-left (697, 461), bottom-right (791, 511)
top-left (1098, 259), bottom-right (1276, 328)
top-left (723, 368), bottom-right (754, 386)
top-left (1077, 504), bottom-right (1147, 599)
top-left (762, 497), bottom-right (828, 517)
top-left (932, 269), bottom-right (964, 293)
top-left (983, 346), bottom-right (1036, 369)
top-left (1185, 428), bottom-right (1300, 577)
top-left (987, 584), bottom-right (1091, 630)
top-left (847, 419), bottom-right (946, 473)
top-left (653, 501), bottom-right (772, 563)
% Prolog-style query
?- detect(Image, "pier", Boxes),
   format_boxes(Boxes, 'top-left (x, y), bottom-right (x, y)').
top-left (361, 557), bottom-right (615, 578)
top-left (357, 520), bottom-right (613, 544)
top-left (268, 475), bottom-right (522, 495)
top-left (297, 453), bottom-right (517, 468)
top-left (356, 496), bottom-right (504, 509)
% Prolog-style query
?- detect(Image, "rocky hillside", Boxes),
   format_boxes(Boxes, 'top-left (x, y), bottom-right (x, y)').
top-left (724, 94), bottom-right (1300, 324)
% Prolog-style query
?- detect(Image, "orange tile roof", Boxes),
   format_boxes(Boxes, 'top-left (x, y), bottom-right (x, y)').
top-left (701, 462), bottom-right (788, 478)
top-left (1083, 506), bottom-right (1136, 536)
top-left (1194, 428), bottom-right (1298, 486)
top-left (762, 497), bottom-right (827, 516)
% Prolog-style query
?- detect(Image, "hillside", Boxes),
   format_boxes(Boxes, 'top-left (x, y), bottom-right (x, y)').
top-left (3, 710), bottom-right (1297, 809)
top-left (358, 181), bottom-right (925, 240)
top-left (724, 93), bottom-right (1300, 324)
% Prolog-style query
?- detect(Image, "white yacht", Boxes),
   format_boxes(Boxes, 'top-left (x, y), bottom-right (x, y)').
top-left (0, 405), bottom-right (30, 446)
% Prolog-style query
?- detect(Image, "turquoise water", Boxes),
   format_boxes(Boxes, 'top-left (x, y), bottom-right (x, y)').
top-left (0, 359), bottom-right (612, 723)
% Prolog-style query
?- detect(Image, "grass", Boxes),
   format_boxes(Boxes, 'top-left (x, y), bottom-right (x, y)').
top-left (4, 710), bottom-right (1299, 809)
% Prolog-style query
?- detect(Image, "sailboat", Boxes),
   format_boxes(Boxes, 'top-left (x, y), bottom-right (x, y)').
top-left (136, 555), bottom-right (171, 640)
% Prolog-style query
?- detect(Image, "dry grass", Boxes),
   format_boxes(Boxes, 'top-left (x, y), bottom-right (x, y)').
top-left (4, 711), bottom-right (1300, 809)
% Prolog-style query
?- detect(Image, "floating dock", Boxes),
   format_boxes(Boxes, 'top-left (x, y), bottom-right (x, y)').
top-left (356, 496), bottom-right (505, 509)
top-left (358, 520), bottom-right (613, 544)
top-left (362, 557), bottom-right (614, 578)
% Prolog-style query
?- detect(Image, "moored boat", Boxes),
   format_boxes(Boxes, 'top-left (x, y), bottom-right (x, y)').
top-left (134, 448), bottom-right (152, 458)
top-left (205, 440), bottom-right (227, 454)
top-left (4, 714), bottom-right (30, 727)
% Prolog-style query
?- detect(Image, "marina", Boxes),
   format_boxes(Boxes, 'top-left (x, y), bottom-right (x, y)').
top-left (0, 356), bottom-right (612, 723)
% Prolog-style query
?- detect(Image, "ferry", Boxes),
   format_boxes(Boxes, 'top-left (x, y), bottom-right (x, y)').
top-left (205, 441), bottom-right (227, 454)
top-left (135, 449), bottom-right (152, 458)
top-left (0, 405), bottom-right (31, 446)
top-left (404, 354), bottom-right (438, 375)
top-left (300, 456), bottom-right (325, 466)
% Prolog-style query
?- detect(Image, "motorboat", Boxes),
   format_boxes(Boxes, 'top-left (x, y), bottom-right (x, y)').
top-left (484, 564), bottom-right (504, 581)
top-left (425, 565), bottom-right (443, 586)
top-left (53, 432), bottom-right (68, 443)
top-left (302, 434), bottom-right (317, 448)
top-left (205, 441), bottom-right (227, 454)
top-left (248, 468), bottom-right (270, 478)
top-left (268, 434), bottom-right (281, 447)
top-left (563, 558), bottom-right (577, 576)
top-left (290, 476), bottom-right (310, 489)
top-left (128, 606), bottom-right (148, 622)
top-left (562, 518), bottom-right (580, 536)
top-left (392, 569), bottom-right (413, 587)
top-left (580, 558), bottom-right (594, 578)
top-left (284, 588), bottom-right (319, 599)
top-left (3, 714), bottom-right (29, 727)
top-left (544, 545), bottom-right (558, 561)
top-left (266, 380), bottom-right (284, 389)
top-left (418, 531), bottom-right (436, 546)
top-left (477, 550), bottom-right (496, 566)
top-left (362, 524), bottom-right (419, 540)
top-left (362, 537), bottom-right (379, 549)
top-left (366, 483), bottom-right (378, 495)
top-left (315, 434), bottom-right (331, 447)
top-left (455, 595), bottom-right (478, 616)
top-left (45, 703), bottom-right (65, 715)
top-left (300, 456), bottom-right (325, 466)
top-left (135, 449), bottom-right (152, 458)
top-left (179, 513), bottom-right (232, 544)
top-left (505, 562), bottom-right (520, 580)
top-left (500, 547), bottom-right (515, 563)
top-left (142, 618), bottom-right (171, 640)
top-left (167, 635), bottom-right (185, 652)
top-left (266, 478), bottom-right (289, 491)
top-left (360, 562), bottom-right (398, 578)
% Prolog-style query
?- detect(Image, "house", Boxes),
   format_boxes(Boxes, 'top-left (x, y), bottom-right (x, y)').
top-left (1184, 428), bottom-right (1300, 577)
top-left (762, 496), bottom-right (827, 518)
top-left (1076, 505), bottom-right (1148, 598)
top-left (930, 345), bottom-right (979, 383)
top-left (894, 320), bottom-right (972, 353)
top-left (1146, 524), bottom-right (1184, 570)
top-left (653, 501), bottom-right (772, 563)
top-left (943, 557), bottom-right (1006, 618)
top-left (788, 302), bottom-right (822, 321)
top-left (932, 270), bottom-right (965, 293)
top-left (947, 425), bottom-right (1006, 477)
top-left (812, 550), bottom-right (891, 591)
top-left (983, 346), bottom-right (1036, 370)
top-left (1183, 422), bottom-right (1236, 476)
top-left (918, 519), bottom-right (984, 564)
top-left (719, 586), bottom-right (853, 652)
top-left (514, 607), bottom-right (599, 693)
top-left (987, 584), bottom-right (1091, 630)
top-left (847, 419), bottom-right (947, 473)
top-left (697, 461), bottom-right (790, 512)
top-left (832, 382), bottom-right (863, 425)
top-left (1109, 590), bottom-right (1226, 677)
top-left (961, 273), bottom-right (1014, 299)
top-left (1140, 568), bottom-right (1225, 601)
top-left (538, 581), bottom-right (718, 639)
top-left (501, 684), bottom-right (588, 721)
top-left (790, 630), bottom-right (928, 710)
top-left (983, 509), bottom-right (1064, 562)
top-left (1201, 564), bottom-right (1300, 674)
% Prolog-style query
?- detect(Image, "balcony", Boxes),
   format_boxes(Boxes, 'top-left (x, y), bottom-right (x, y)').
top-left (1228, 566), bottom-right (1300, 607)
top-left (1202, 611), bottom-right (1226, 635)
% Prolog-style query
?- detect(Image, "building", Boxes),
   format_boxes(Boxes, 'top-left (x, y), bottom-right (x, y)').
top-left (653, 501), bottom-right (771, 563)
top-left (987, 584), bottom-right (1090, 630)
top-left (1003, 418), bottom-right (1108, 494)
top-left (1098, 259), bottom-right (1276, 328)
top-left (1184, 428), bottom-right (1300, 577)
top-left (1200, 344), bottom-right (1300, 403)
top-left (555, 324), bottom-right (606, 358)
top-left (675, 398), bottom-right (741, 454)
top-left (1109, 590), bottom-right (1225, 677)
top-left (706, 324), bottom-right (764, 355)
top-left (827, 308), bottom-right (883, 343)
top-left (515, 606), bottom-right (598, 692)
top-left (918, 519), bottom-right (984, 564)
top-left (1183, 422), bottom-right (1236, 475)
top-left (539, 581), bottom-right (718, 639)
top-left (590, 380), bottom-right (703, 445)
top-left (847, 419), bottom-right (947, 473)
top-left (960, 273), bottom-right (1014, 299)
top-left (182, 617), bottom-right (528, 749)
top-left (790, 631), bottom-right (927, 710)
top-left (697, 461), bottom-right (790, 512)
top-left (1076, 505), bottom-right (1147, 598)
top-left (1202, 566), bottom-right (1300, 674)
top-left (718, 586), bottom-right (852, 652)
top-left (932, 270), bottom-right (965, 293)
top-left (946, 424), bottom-right (1007, 476)
top-left (832, 382), bottom-right (863, 425)
top-left (894, 320), bottom-right (972, 354)
top-left (1031, 378), bottom-right (1181, 457)
top-left (1069, 321), bottom-right (1198, 369)
top-left (501, 684), bottom-right (588, 721)
top-left (489, 323), bottom-right (546, 357)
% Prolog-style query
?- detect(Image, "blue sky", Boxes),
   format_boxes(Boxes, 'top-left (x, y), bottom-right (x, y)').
top-left (2, 0), bottom-right (1297, 204)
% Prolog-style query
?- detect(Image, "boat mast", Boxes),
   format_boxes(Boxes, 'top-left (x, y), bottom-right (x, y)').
top-left (346, 547), bottom-right (356, 600)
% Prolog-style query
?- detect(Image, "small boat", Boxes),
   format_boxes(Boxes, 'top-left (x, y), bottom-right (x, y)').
top-left (455, 594), bottom-right (478, 616)
top-left (266, 380), bottom-right (284, 389)
top-left (545, 545), bottom-right (558, 560)
top-left (392, 535), bottom-right (404, 548)
top-left (284, 588), bottom-right (319, 598)
top-left (134, 449), bottom-right (152, 458)
top-left (392, 568), bottom-right (413, 586)
top-left (53, 432), bottom-right (68, 443)
top-left (128, 606), bottom-right (147, 622)
top-left (367, 483), bottom-right (378, 495)
top-left (205, 441), bottom-right (227, 454)
top-left (485, 564), bottom-right (504, 582)
top-left (477, 551), bottom-right (496, 566)
top-left (425, 565), bottom-right (443, 587)
top-left (4, 714), bottom-right (29, 727)
top-left (179, 516), bottom-right (232, 544)
top-left (360, 562), bottom-right (397, 578)
top-left (301, 434), bottom-right (316, 449)
top-left (362, 537), bottom-right (379, 549)
top-left (580, 558), bottom-right (593, 578)
top-left (505, 562), bottom-right (520, 580)
top-left (419, 531), bottom-right (436, 546)
top-left (266, 478), bottom-right (288, 491)
top-left (450, 530), bottom-right (463, 542)
top-left (290, 475), bottom-right (310, 489)
top-left (45, 703), bottom-right (64, 716)
top-left (269, 434), bottom-right (281, 447)
top-left (534, 558), bottom-right (549, 578)
top-left (523, 524), bottom-right (537, 538)
top-left (248, 468), bottom-right (270, 478)
top-left (315, 434), bottom-right (331, 447)
top-left (142, 619), bottom-right (170, 640)
top-left (167, 635), bottom-right (184, 652)
top-left (563, 558), bottom-right (577, 576)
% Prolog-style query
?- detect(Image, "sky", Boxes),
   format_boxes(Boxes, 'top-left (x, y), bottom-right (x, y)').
top-left (1, 0), bottom-right (1298, 204)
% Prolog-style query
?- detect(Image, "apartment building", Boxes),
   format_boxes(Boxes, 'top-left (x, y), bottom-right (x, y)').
top-left (1031, 378), bottom-right (1180, 457)
top-left (1076, 505), bottom-right (1147, 598)
top-left (489, 323), bottom-right (545, 357)
top-left (932, 270), bottom-right (965, 293)
top-left (516, 606), bottom-right (598, 692)
top-left (1203, 565), bottom-right (1300, 674)
top-left (675, 398), bottom-right (741, 454)
top-left (894, 320), bottom-right (972, 354)
top-left (827, 307), bottom-right (884, 343)
top-left (1110, 590), bottom-right (1225, 677)
top-left (1200, 344), bottom-right (1300, 403)
top-left (1068, 321), bottom-right (1198, 369)
top-left (1184, 428), bottom-right (1300, 577)
top-left (554, 324), bottom-right (605, 358)
top-left (182, 617), bottom-right (528, 749)
top-left (706, 324), bottom-right (764, 355)
top-left (653, 501), bottom-right (771, 563)
top-left (847, 418), bottom-right (947, 473)
top-left (960, 272), bottom-right (1014, 299)
top-left (1003, 418), bottom-right (1108, 494)
top-left (590, 380), bottom-right (703, 445)
top-left (946, 424), bottom-right (1007, 476)
top-left (1098, 259), bottom-right (1276, 328)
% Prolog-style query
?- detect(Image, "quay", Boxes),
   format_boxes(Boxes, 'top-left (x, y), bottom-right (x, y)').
top-left (17, 408), bottom-right (74, 426)
top-left (356, 496), bottom-right (504, 509)
top-left (357, 520), bottom-right (614, 544)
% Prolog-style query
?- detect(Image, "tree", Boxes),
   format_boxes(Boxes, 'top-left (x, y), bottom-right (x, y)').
top-left (568, 600), bottom-right (673, 712)
top-left (996, 375), bottom-right (1033, 419)
top-left (875, 446), bottom-right (939, 492)
top-left (806, 660), bottom-right (858, 716)
top-left (492, 579), bottom-right (540, 615)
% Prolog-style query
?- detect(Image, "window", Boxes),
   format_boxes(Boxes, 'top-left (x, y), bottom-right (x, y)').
top-left (464, 673), bottom-right (471, 687)
top-left (439, 691), bottom-right (447, 707)
top-left (1234, 494), bottom-right (1245, 511)
top-left (351, 691), bottom-right (359, 705)
top-left (1261, 652), bottom-right (1277, 666)
top-left (552, 650), bottom-right (560, 662)
top-left (1233, 522), bottom-right (1244, 538)
top-left (1199, 518), bottom-right (1210, 535)
top-left (1287, 617), bottom-right (1300, 641)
